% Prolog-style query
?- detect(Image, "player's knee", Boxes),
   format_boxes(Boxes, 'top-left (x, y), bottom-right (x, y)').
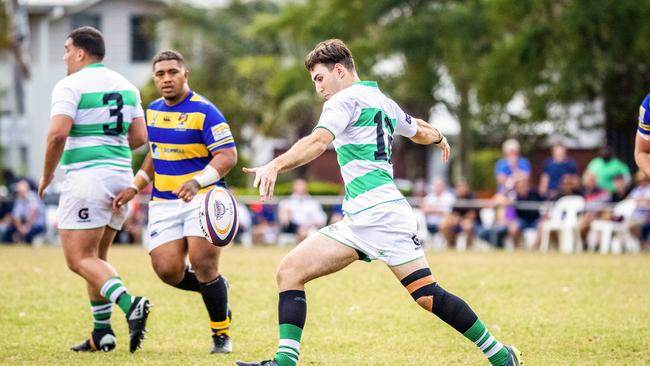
top-left (153, 262), bottom-right (184, 286)
top-left (189, 257), bottom-right (218, 280)
top-left (400, 268), bottom-right (440, 312)
top-left (276, 262), bottom-right (304, 289)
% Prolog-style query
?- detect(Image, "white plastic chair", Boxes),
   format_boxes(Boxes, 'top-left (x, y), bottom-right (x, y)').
top-left (540, 195), bottom-right (585, 253)
top-left (588, 199), bottom-right (639, 254)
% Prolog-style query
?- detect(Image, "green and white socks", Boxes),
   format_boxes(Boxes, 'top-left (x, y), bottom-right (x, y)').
top-left (90, 300), bottom-right (112, 330)
top-left (99, 276), bottom-right (134, 314)
top-left (463, 318), bottom-right (510, 366)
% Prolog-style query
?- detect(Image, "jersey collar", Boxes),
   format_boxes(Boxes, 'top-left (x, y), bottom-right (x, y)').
top-left (84, 63), bottom-right (105, 69)
top-left (353, 80), bottom-right (378, 88)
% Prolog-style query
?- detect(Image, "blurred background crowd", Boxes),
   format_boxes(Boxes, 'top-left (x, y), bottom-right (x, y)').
top-left (2, 136), bottom-right (648, 255)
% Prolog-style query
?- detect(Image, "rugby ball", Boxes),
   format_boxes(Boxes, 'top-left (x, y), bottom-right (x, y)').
top-left (198, 186), bottom-right (239, 246)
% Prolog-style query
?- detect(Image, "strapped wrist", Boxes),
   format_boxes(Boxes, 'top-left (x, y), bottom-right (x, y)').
top-left (193, 165), bottom-right (221, 188)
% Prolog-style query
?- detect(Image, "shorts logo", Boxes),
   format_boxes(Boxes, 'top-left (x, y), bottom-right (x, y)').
top-left (78, 208), bottom-right (90, 222)
top-left (405, 114), bottom-right (413, 125)
top-left (150, 230), bottom-right (159, 238)
top-left (411, 234), bottom-right (422, 250)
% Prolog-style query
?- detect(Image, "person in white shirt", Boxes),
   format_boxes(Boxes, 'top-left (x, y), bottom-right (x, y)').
top-left (278, 179), bottom-right (327, 242)
top-left (420, 178), bottom-right (455, 235)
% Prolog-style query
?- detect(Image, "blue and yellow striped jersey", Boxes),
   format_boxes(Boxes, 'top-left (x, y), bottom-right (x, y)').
top-left (146, 90), bottom-right (236, 200)
top-left (639, 94), bottom-right (650, 138)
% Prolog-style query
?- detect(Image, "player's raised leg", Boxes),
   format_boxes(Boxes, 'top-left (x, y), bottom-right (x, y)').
top-left (187, 236), bottom-right (232, 353)
top-left (235, 233), bottom-right (359, 366)
top-left (391, 257), bottom-right (522, 366)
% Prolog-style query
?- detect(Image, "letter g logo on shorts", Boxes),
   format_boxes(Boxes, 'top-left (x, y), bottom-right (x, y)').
top-left (78, 208), bottom-right (90, 221)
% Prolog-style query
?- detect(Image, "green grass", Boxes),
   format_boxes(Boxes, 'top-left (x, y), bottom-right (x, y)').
top-left (1, 245), bottom-right (649, 365)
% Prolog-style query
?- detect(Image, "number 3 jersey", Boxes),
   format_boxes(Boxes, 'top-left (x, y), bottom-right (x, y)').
top-left (50, 63), bottom-right (145, 173)
top-left (314, 81), bottom-right (417, 215)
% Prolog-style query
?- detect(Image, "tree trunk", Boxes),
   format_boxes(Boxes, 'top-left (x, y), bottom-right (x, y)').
top-left (458, 85), bottom-right (473, 181)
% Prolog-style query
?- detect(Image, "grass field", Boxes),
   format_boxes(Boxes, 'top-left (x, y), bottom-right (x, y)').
top-left (1, 245), bottom-right (649, 365)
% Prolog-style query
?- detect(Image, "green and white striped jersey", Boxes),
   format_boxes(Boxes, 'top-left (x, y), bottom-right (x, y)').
top-left (50, 63), bottom-right (144, 173)
top-left (315, 81), bottom-right (417, 215)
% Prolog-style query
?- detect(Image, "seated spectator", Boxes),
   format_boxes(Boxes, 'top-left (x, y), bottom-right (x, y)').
top-left (610, 174), bottom-right (631, 203)
top-left (507, 177), bottom-right (544, 249)
top-left (578, 172), bottom-right (611, 245)
top-left (329, 204), bottom-right (343, 225)
top-left (586, 146), bottom-right (631, 193)
top-left (5, 180), bottom-right (46, 244)
top-left (627, 171), bottom-right (650, 249)
top-left (250, 202), bottom-right (278, 245)
top-left (477, 192), bottom-right (509, 248)
top-left (440, 178), bottom-right (480, 248)
top-left (278, 179), bottom-right (327, 242)
top-left (0, 186), bottom-right (14, 244)
top-left (420, 178), bottom-right (455, 235)
top-left (539, 141), bottom-right (579, 200)
top-left (555, 173), bottom-right (582, 199)
top-left (495, 139), bottom-right (531, 192)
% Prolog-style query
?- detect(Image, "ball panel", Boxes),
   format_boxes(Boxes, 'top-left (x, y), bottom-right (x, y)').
top-left (199, 186), bottom-right (238, 247)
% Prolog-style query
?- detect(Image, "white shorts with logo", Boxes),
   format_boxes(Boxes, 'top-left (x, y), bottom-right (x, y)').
top-left (146, 194), bottom-right (205, 252)
top-left (319, 199), bottom-right (424, 267)
top-left (57, 168), bottom-right (132, 230)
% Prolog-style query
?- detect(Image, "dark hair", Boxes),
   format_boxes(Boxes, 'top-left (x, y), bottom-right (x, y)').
top-left (152, 50), bottom-right (186, 69)
top-left (304, 39), bottom-right (355, 71)
top-left (67, 26), bottom-right (105, 60)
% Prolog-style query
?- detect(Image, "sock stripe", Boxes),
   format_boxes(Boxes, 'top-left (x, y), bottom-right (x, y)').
top-left (278, 323), bottom-right (303, 341)
top-left (479, 335), bottom-right (495, 351)
top-left (486, 342), bottom-right (504, 359)
top-left (91, 304), bottom-right (113, 313)
top-left (474, 329), bottom-right (488, 345)
top-left (100, 278), bottom-right (122, 296)
top-left (279, 339), bottom-right (301, 353)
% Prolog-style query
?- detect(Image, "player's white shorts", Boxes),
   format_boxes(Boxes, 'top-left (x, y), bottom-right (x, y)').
top-left (319, 199), bottom-right (424, 267)
top-left (146, 194), bottom-right (205, 252)
top-left (57, 168), bottom-right (132, 230)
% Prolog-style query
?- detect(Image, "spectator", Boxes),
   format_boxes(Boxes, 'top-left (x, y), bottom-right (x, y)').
top-left (577, 172), bottom-right (611, 245)
top-left (610, 174), bottom-right (631, 203)
top-left (627, 170), bottom-right (650, 249)
top-left (5, 180), bottom-right (46, 244)
top-left (556, 173), bottom-right (582, 199)
top-left (420, 178), bottom-right (455, 236)
top-left (507, 177), bottom-right (544, 249)
top-left (586, 146), bottom-right (631, 193)
top-left (250, 202), bottom-right (278, 245)
top-left (0, 186), bottom-right (13, 244)
top-left (539, 141), bottom-right (579, 200)
top-left (495, 139), bottom-right (531, 192)
top-left (440, 178), bottom-right (479, 248)
top-left (278, 179), bottom-right (327, 242)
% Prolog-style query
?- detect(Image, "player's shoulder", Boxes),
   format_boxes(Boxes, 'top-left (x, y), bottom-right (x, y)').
top-left (189, 92), bottom-right (226, 118)
top-left (147, 97), bottom-right (166, 110)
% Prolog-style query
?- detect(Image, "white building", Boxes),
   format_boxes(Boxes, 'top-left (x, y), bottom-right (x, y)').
top-left (1, 0), bottom-right (167, 180)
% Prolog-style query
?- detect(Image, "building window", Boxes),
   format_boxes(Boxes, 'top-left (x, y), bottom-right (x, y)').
top-left (131, 16), bottom-right (155, 62)
top-left (71, 14), bottom-right (101, 31)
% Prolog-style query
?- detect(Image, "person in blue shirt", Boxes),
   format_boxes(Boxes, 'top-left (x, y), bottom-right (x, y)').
top-left (494, 139), bottom-right (531, 192)
top-left (538, 141), bottom-right (579, 200)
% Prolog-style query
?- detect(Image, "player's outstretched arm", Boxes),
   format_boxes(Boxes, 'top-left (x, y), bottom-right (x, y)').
top-left (127, 117), bottom-right (148, 150)
top-left (113, 153), bottom-right (154, 210)
top-left (409, 118), bottom-right (450, 162)
top-left (38, 114), bottom-right (73, 198)
top-left (173, 147), bottom-right (238, 202)
top-left (243, 128), bottom-right (333, 202)
top-left (635, 133), bottom-right (650, 177)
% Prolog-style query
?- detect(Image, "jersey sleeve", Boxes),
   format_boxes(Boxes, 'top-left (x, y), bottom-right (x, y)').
top-left (392, 102), bottom-right (417, 138)
top-left (202, 104), bottom-right (235, 152)
top-left (638, 94), bottom-right (650, 140)
top-left (133, 88), bottom-right (145, 119)
top-left (314, 96), bottom-right (354, 138)
top-left (50, 80), bottom-right (78, 119)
